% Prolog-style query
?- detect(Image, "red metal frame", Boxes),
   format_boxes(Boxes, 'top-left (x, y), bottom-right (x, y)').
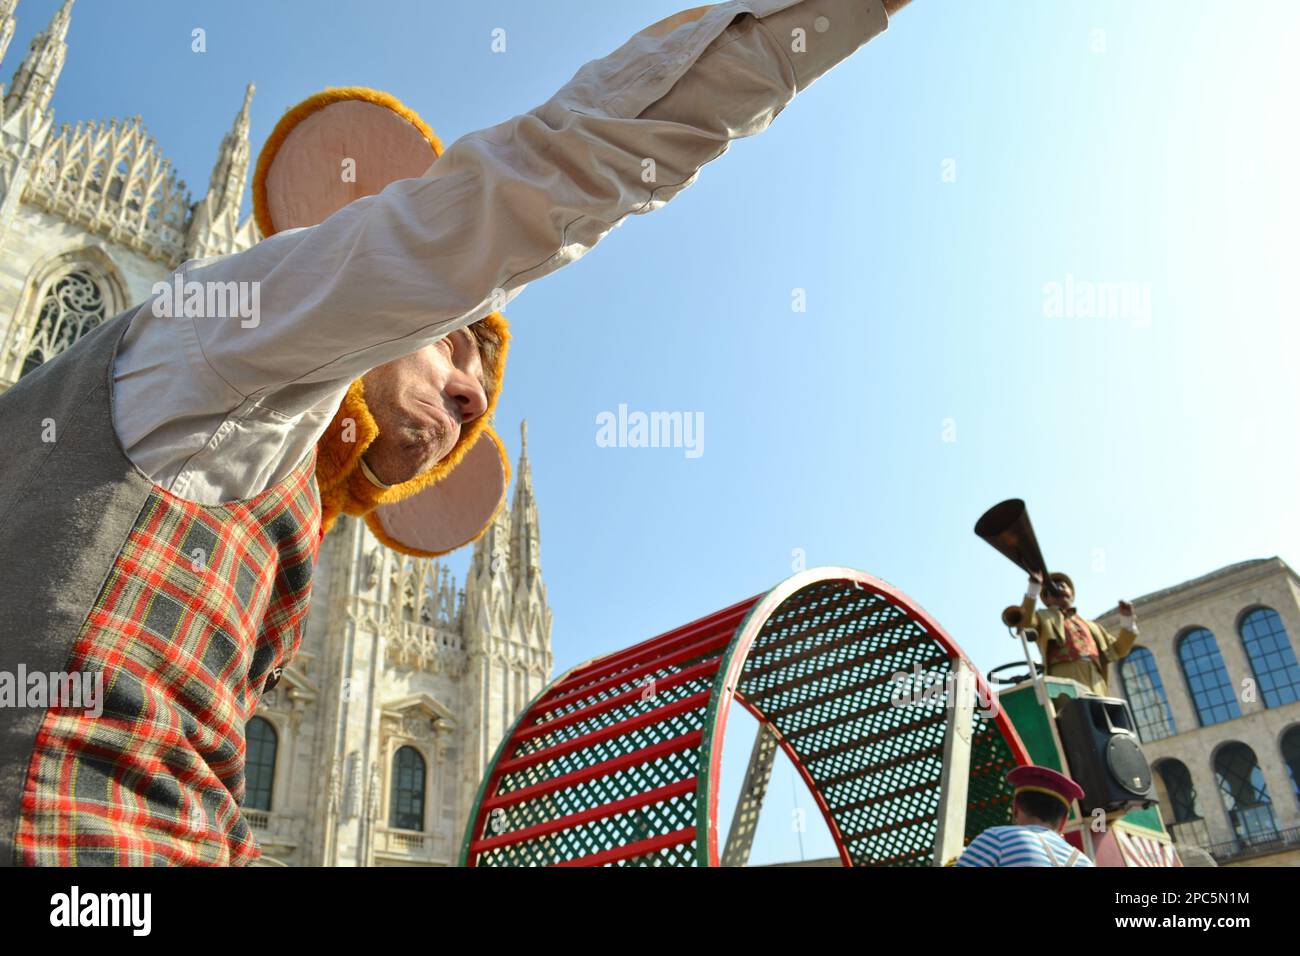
top-left (460, 567), bottom-right (1030, 866)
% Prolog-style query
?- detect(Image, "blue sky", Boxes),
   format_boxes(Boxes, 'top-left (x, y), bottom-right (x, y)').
top-left (16, 0), bottom-right (1299, 864)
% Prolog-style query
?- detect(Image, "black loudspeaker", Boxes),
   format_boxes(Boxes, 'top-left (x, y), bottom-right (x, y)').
top-left (1055, 696), bottom-right (1156, 815)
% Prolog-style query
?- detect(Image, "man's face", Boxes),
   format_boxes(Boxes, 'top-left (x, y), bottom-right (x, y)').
top-left (1044, 580), bottom-right (1074, 609)
top-left (360, 328), bottom-right (488, 485)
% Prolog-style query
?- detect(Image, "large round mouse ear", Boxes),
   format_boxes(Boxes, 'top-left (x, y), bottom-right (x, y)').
top-left (366, 427), bottom-right (510, 558)
top-left (261, 88), bottom-right (512, 560)
top-left (253, 87), bottom-right (444, 237)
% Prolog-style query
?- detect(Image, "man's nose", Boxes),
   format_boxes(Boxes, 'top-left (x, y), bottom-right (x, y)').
top-left (445, 370), bottom-right (488, 423)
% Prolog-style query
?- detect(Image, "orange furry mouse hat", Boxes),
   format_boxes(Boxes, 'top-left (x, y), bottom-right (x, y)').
top-left (253, 87), bottom-right (510, 557)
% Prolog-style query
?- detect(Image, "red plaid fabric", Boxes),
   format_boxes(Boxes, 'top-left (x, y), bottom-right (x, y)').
top-left (15, 452), bottom-right (321, 866)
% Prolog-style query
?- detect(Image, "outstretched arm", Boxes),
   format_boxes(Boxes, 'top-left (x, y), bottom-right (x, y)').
top-left (188, 0), bottom-right (899, 392)
top-left (115, 1), bottom-right (906, 500)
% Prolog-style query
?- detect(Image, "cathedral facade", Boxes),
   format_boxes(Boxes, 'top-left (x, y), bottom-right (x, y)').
top-left (0, 0), bottom-right (553, 866)
top-left (254, 424), bottom-right (553, 866)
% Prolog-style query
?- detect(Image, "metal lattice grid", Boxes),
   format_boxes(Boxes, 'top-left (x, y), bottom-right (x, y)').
top-left (460, 568), bottom-right (1029, 866)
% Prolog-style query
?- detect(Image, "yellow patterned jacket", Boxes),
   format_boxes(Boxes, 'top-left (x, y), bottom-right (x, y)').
top-left (1017, 597), bottom-right (1137, 688)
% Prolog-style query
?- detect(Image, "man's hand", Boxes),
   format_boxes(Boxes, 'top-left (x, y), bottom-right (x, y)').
top-left (1118, 600), bottom-right (1134, 617)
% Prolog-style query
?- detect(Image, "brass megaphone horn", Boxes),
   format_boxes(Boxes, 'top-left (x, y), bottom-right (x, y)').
top-left (974, 498), bottom-right (1065, 599)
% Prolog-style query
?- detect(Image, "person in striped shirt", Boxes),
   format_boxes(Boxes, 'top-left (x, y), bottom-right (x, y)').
top-left (956, 765), bottom-right (1094, 868)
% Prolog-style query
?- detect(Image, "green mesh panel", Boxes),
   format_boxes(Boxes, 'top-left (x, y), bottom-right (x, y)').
top-left (736, 579), bottom-right (1016, 865)
top-left (965, 716), bottom-right (1018, 840)
top-left (472, 629), bottom-right (727, 866)
top-left (466, 572), bottom-right (1023, 866)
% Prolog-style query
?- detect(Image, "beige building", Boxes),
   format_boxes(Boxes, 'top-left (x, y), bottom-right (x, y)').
top-left (0, 0), bottom-right (554, 866)
top-left (1097, 557), bottom-right (1300, 866)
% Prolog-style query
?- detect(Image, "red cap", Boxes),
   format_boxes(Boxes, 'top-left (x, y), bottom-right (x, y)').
top-left (1006, 764), bottom-right (1085, 809)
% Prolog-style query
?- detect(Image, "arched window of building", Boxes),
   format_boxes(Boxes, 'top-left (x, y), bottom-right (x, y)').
top-left (1238, 607), bottom-right (1300, 708)
top-left (1177, 628), bottom-right (1241, 727)
top-left (19, 270), bottom-right (109, 377)
top-left (389, 746), bottom-right (426, 831)
top-left (1155, 759), bottom-right (1202, 823)
top-left (1214, 742), bottom-right (1278, 844)
top-left (1119, 648), bottom-right (1177, 742)
top-left (1282, 726), bottom-right (1300, 808)
top-left (245, 717), bottom-right (278, 812)
top-left (1155, 759), bottom-right (1208, 847)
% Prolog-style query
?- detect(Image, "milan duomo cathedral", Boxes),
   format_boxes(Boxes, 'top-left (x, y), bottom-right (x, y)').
top-left (0, 0), bottom-right (554, 865)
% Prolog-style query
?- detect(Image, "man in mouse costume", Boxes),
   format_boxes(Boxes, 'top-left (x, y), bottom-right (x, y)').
top-left (0, 0), bottom-right (911, 865)
top-left (2, 87), bottom-right (512, 867)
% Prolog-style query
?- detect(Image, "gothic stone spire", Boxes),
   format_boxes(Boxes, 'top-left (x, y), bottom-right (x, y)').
top-left (509, 419), bottom-right (542, 587)
top-left (508, 420), bottom-right (550, 650)
top-left (208, 81), bottom-right (254, 213)
top-left (0, 0), bottom-right (19, 70)
top-left (3, 0), bottom-right (73, 121)
top-left (185, 82), bottom-right (256, 259)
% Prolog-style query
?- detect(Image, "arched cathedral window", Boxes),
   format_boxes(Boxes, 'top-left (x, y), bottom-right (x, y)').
top-left (19, 270), bottom-right (108, 377)
top-left (245, 717), bottom-right (278, 812)
top-left (389, 746), bottom-right (426, 831)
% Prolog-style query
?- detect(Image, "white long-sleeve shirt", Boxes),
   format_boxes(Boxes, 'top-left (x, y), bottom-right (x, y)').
top-left (113, 0), bottom-right (891, 504)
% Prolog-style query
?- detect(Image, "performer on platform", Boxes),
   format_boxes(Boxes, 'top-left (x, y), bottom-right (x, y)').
top-left (0, 1), bottom-right (914, 866)
top-left (1016, 571), bottom-right (1137, 696)
top-left (955, 766), bottom-right (1094, 868)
